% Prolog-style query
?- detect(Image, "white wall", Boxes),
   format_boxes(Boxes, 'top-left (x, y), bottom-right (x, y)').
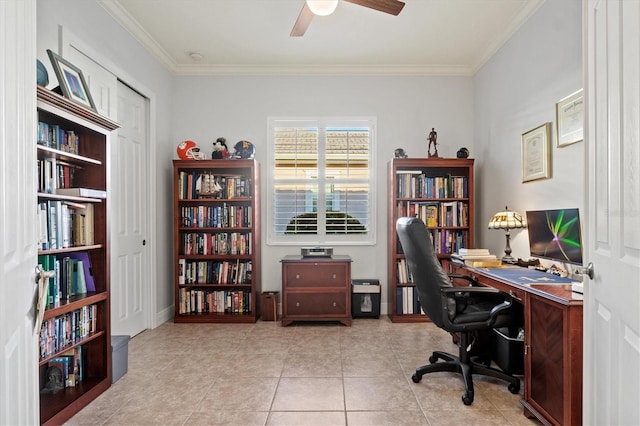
top-left (36, 0), bottom-right (176, 325)
top-left (473, 0), bottom-right (584, 270)
top-left (172, 75), bottom-right (474, 312)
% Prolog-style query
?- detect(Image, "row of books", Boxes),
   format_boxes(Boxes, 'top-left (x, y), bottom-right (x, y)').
top-left (44, 346), bottom-right (83, 390)
top-left (396, 172), bottom-right (468, 199)
top-left (177, 259), bottom-right (252, 284)
top-left (38, 201), bottom-right (94, 250)
top-left (37, 157), bottom-right (76, 194)
top-left (395, 286), bottom-right (424, 315)
top-left (396, 200), bottom-right (470, 228)
top-left (39, 304), bottom-right (97, 359)
top-left (37, 252), bottom-right (96, 308)
top-left (177, 171), bottom-right (252, 200)
top-left (180, 204), bottom-right (252, 228)
top-left (37, 121), bottom-right (80, 154)
top-left (396, 258), bottom-right (413, 284)
top-left (429, 229), bottom-right (469, 254)
top-left (178, 288), bottom-right (252, 314)
top-left (180, 232), bottom-right (252, 255)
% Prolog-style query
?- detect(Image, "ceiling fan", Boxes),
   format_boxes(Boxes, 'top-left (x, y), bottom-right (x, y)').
top-left (291, 0), bottom-right (405, 37)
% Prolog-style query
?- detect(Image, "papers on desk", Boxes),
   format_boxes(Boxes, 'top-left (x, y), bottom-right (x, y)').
top-left (451, 249), bottom-right (502, 267)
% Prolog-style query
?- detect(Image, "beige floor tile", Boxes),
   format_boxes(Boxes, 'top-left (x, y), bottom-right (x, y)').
top-left (346, 410), bottom-right (429, 426)
top-left (341, 350), bottom-right (403, 377)
top-left (424, 409), bottom-right (512, 426)
top-left (271, 377), bottom-right (345, 411)
top-left (343, 377), bottom-right (420, 411)
top-left (197, 377), bottom-right (279, 411)
top-left (267, 411), bottom-right (346, 426)
top-left (185, 411), bottom-right (268, 425)
top-left (282, 350), bottom-right (343, 377)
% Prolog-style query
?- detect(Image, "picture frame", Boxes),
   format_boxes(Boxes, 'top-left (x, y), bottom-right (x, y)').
top-left (46, 49), bottom-right (96, 111)
top-left (522, 122), bottom-right (551, 182)
top-left (555, 89), bottom-right (584, 147)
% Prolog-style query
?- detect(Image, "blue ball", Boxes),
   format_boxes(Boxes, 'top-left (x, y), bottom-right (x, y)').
top-left (37, 60), bottom-right (48, 87)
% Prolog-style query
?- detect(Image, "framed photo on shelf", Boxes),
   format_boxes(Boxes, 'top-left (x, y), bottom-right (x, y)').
top-left (556, 89), bottom-right (584, 147)
top-left (522, 122), bottom-right (551, 182)
top-left (46, 49), bottom-right (96, 111)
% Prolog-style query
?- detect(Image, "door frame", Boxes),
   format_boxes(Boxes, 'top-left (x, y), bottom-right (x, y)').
top-left (59, 26), bottom-right (160, 329)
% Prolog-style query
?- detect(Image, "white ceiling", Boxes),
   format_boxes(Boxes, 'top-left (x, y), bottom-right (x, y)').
top-left (98, 0), bottom-right (543, 76)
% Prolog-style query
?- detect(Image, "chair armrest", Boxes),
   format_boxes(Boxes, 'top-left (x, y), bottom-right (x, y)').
top-left (439, 287), bottom-right (513, 331)
top-left (446, 274), bottom-right (478, 287)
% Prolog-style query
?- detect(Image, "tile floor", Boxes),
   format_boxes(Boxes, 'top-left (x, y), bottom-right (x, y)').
top-left (66, 317), bottom-right (542, 425)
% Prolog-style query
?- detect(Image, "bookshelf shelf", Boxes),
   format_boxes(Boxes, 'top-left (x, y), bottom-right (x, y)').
top-left (387, 158), bottom-right (475, 322)
top-left (173, 159), bottom-right (261, 323)
top-left (36, 86), bottom-right (118, 425)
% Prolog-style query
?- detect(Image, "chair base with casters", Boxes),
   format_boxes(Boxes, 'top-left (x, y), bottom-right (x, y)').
top-left (411, 329), bottom-right (520, 405)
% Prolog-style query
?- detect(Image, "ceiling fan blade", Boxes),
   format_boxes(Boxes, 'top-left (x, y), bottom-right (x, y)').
top-left (344, 0), bottom-right (405, 15)
top-left (290, 2), bottom-right (315, 37)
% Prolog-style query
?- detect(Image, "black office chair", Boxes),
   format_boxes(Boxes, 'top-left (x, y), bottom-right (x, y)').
top-left (396, 216), bottom-right (521, 405)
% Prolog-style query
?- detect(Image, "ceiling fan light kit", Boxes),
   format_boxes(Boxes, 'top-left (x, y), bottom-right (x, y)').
top-left (291, 0), bottom-right (405, 37)
top-left (306, 0), bottom-right (339, 16)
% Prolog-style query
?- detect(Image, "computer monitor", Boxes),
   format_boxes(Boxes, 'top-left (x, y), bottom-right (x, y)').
top-left (526, 208), bottom-right (584, 265)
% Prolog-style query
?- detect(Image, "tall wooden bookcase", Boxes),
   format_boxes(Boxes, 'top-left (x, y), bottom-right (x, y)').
top-left (387, 158), bottom-right (475, 322)
top-left (36, 86), bottom-right (118, 425)
top-left (173, 160), bottom-right (261, 322)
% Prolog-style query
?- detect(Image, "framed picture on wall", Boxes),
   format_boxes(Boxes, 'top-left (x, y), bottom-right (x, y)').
top-left (46, 49), bottom-right (96, 112)
top-left (556, 89), bottom-right (584, 147)
top-left (522, 122), bottom-right (551, 182)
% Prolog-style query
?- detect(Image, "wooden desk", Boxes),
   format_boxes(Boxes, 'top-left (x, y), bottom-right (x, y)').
top-left (449, 263), bottom-right (583, 426)
top-left (281, 255), bottom-right (352, 326)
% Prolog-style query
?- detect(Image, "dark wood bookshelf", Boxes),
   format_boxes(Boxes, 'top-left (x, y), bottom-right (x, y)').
top-left (173, 159), bottom-right (261, 323)
top-left (387, 158), bottom-right (475, 322)
top-left (37, 86), bottom-right (118, 425)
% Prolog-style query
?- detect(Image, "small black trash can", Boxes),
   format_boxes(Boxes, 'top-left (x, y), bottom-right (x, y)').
top-left (492, 327), bottom-right (524, 375)
top-left (351, 279), bottom-right (381, 319)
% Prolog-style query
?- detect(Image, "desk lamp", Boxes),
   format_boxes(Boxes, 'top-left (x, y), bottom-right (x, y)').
top-left (488, 206), bottom-right (527, 263)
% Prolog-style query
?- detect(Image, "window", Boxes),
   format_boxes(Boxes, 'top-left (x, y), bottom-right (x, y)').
top-left (267, 117), bottom-right (376, 245)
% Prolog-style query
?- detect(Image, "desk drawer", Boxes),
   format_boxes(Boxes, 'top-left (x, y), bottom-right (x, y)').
top-left (284, 263), bottom-right (348, 288)
top-left (285, 292), bottom-right (348, 315)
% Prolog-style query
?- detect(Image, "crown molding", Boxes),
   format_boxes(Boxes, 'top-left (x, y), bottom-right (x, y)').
top-left (97, 0), bottom-right (178, 73)
top-left (172, 63), bottom-right (474, 77)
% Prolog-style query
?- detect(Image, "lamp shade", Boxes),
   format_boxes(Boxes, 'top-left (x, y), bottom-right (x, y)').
top-left (306, 0), bottom-right (339, 16)
top-left (488, 206), bottom-right (527, 230)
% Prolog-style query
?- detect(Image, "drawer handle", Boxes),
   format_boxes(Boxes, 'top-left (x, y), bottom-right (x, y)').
top-left (296, 302), bottom-right (300, 307)
top-left (332, 274), bottom-right (337, 279)
top-left (296, 274), bottom-right (300, 279)
top-left (333, 302), bottom-right (337, 307)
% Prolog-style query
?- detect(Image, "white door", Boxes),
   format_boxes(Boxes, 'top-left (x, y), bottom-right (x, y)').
top-left (0, 1), bottom-right (39, 424)
top-left (111, 81), bottom-right (149, 337)
top-left (585, 1), bottom-right (640, 424)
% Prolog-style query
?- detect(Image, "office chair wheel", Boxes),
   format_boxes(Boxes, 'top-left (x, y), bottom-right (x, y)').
top-left (508, 381), bottom-right (520, 394)
top-left (462, 392), bottom-right (474, 406)
top-left (411, 373), bottom-right (422, 383)
top-left (428, 354), bottom-right (438, 364)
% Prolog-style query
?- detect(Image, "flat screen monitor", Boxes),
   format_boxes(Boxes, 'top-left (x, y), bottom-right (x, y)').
top-left (526, 208), bottom-right (584, 265)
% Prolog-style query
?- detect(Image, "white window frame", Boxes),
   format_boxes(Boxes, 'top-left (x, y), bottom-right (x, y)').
top-left (267, 117), bottom-right (376, 246)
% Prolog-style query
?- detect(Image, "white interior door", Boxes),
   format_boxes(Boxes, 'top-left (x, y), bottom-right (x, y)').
top-left (585, 1), bottom-right (640, 424)
top-left (0, 1), bottom-right (39, 424)
top-left (111, 81), bottom-right (149, 337)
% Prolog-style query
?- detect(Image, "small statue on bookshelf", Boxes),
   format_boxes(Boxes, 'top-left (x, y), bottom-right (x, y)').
top-left (212, 137), bottom-right (229, 159)
top-left (40, 366), bottom-right (64, 393)
top-left (427, 128), bottom-right (439, 158)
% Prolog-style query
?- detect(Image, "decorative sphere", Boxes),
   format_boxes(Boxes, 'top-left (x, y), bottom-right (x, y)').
top-left (37, 60), bottom-right (49, 87)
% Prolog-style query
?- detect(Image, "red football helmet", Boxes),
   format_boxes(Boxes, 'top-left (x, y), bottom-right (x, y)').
top-left (176, 140), bottom-right (206, 160)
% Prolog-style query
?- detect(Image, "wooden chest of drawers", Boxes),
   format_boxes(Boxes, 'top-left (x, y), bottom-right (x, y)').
top-left (281, 255), bottom-right (352, 326)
